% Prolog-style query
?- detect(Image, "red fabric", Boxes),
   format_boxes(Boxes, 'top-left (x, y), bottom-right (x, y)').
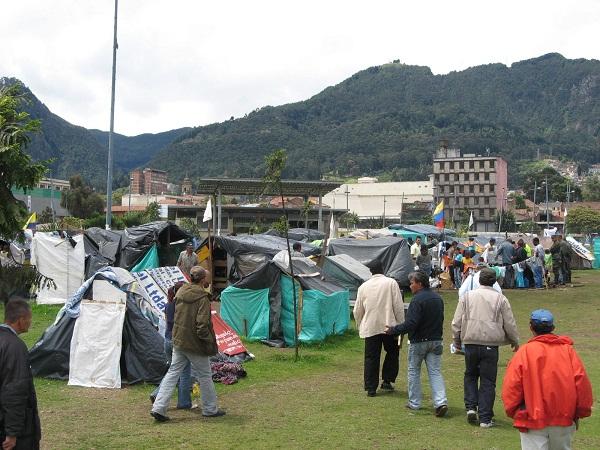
top-left (501, 334), bottom-right (593, 431)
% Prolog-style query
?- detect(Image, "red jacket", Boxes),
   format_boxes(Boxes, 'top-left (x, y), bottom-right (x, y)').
top-left (501, 334), bottom-right (593, 430)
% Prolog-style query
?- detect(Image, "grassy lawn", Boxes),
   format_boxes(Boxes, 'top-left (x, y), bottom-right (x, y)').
top-left (5, 271), bottom-right (600, 449)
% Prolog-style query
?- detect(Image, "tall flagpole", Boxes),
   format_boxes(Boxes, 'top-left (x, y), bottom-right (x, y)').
top-left (105, 0), bottom-right (119, 229)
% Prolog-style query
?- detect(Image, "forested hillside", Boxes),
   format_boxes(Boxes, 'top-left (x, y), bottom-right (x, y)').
top-left (150, 53), bottom-right (600, 185)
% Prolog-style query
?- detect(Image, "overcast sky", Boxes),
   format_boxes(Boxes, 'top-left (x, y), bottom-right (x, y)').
top-left (2, 1), bottom-right (600, 136)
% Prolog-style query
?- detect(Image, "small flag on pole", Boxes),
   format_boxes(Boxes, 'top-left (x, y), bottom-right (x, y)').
top-left (468, 211), bottom-right (474, 229)
top-left (564, 207), bottom-right (568, 217)
top-left (433, 201), bottom-right (444, 229)
top-left (203, 198), bottom-right (213, 223)
top-left (329, 213), bottom-right (336, 238)
top-left (22, 212), bottom-right (37, 231)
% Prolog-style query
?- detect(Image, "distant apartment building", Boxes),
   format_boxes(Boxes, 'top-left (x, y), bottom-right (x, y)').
top-left (433, 143), bottom-right (508, 232)
top-left (130, 168), bottom-right (168, 195)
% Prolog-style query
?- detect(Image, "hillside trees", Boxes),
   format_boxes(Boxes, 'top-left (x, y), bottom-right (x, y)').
top-left (0, 83), bottom-right (47, 238)
top-left (566, 207), bottom-right (600, 235)
top-left (582, 175), bottom-right (600, 201)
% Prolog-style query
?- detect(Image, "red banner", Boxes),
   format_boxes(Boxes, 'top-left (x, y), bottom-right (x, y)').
top-left (211, 310), bottom-right (247, 356)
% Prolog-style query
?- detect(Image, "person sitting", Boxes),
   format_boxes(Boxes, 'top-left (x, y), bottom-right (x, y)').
top-left (416, 245), bottom-right (432, 277)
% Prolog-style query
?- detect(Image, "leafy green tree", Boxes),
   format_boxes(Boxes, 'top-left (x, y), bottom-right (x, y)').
top-left (341, 211), bottom-right (360, 229)
top-left (495, 210), bottom-right (517, 232)
top-left (179, 217), bottom-right (200, 237)
top-left (566, 207), bottom-right (600, 235)
top-left (144, 202), bottom-right (160, 222)
top-left (38, 206), bottom-right (54, 224)
top-left (582, 175), bottom-right (600, 201)
top-left (522, 167), bottom-right (580, 202)
top-left (61, 175), bottom-right (104, 219)
top-left (0, 83), bottom-right (47, 238)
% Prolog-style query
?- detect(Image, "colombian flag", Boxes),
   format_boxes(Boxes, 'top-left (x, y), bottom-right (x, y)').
top-left (433, 201), bottom-right (444, 230)
top-left (22, 212), bottom-right (37, 231)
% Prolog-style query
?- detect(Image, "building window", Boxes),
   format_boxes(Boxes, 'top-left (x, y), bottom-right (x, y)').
top-left (459, 161), bottom-right (464, 170)
top-left (469, 185), bottom-right (474, 193)
top-left (490, 185), bottom-right (495, 194)
top-left (490, 159), bottom-right (495, 169)
top-left (469, 161), bottom-right (474, 169)
top-left (459, 185), bottom-right (464, 193)
top-left (484, 172), bottom-right (490, 181)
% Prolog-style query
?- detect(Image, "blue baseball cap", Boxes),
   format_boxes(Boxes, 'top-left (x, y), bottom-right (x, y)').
top-left (530, 309), bottom-right (554, 326)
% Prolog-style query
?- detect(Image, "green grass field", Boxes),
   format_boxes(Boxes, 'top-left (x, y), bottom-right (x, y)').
top-left (6, 271), bottom-right (600, 449)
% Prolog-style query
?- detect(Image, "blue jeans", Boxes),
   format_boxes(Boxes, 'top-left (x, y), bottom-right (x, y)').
top-left (533, 265), bottom-right (544, 288)
top-left (152, 346), bottom-right (218, 416)
top-left (407, 340), bottom-right (447, 409)
top-left (151, 338), bottom-right (192, 409)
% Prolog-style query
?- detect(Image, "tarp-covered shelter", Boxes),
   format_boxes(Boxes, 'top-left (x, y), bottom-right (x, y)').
top-left (31, 232), bottom-right (86, 305)
top-left (264, 228), bottom-right (325, 242)
top-left (327, 236), bottom-right (413, 286)
top-left (220, 260), bottom-right (349, 346)
top-left (389, 223), bottom-right (456, 240)
top-left (321, 254), bottom-right (372, 305)
top-left (29, 267), bottom-right (168, 385)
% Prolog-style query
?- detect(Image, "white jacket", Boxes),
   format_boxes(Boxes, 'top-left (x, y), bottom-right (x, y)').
top-left (353, 274), bottom-right (404, 338)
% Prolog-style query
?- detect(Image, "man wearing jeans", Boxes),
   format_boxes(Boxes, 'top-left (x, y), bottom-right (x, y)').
top-left (451, 268), bottom-right (519, 428)
top-left (151, 267), bottom-right (225, 421)
top-left (385, 271), bottom-right (448, 417)
top-left (532, 237), bottom-right (545, 289)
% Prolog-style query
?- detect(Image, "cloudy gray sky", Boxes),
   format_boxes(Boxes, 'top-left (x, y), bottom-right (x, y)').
top-left (2, 0), bottom-right (600, 136)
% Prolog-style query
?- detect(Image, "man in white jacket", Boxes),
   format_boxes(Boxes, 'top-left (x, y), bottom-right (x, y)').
top-left (451, 268), bottom-right (519, 428)
top-left (353, 263), bottom-right (404, 397)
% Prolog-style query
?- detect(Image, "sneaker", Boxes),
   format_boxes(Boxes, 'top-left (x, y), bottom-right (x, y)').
top-left (202, 410), bottom-right (226, 418)
top-left (435, 404), bottom-right (448, 417)
top-left (466, 410), bottom-right (478, 424)
top-left (367, 391), bottom-right (376, 397)
top-left (405, 403), bottom-right (419, 411)
top-left (480, 421), bottom-right (495, 428)
top-left (380, 382), bottom-right (394, 391)
top-left (150, 411), bottom-right (170, 422)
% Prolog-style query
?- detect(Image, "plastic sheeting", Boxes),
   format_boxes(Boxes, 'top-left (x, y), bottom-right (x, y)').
top-left (322, 254), bottom-right (372, 303)
top-left (220, 287), bottom-right (271, 340)
top-left (264, 228), bottom-right (325, 242)
top-left (68, 281), bottom-right (127, 389)
top-left (214, 234), bottom-right (320, 258)
top-left (389, 223), bottom-right (456, 239)
top-left (131, 244), bottom-right (159, 271)
top-left (327, 236), bottom-right (413, 287)
top-left (31, 232), bottom-right (85, 305)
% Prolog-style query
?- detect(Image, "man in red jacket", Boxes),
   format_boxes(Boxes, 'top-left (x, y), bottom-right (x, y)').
top-left (501, 309), bottom-right (593, 450)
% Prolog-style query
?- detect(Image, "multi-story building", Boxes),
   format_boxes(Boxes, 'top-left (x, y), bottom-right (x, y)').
top-left (130, 168), bottom-right (168, 195)
top-left (433, 143), bottom-right (508, 232)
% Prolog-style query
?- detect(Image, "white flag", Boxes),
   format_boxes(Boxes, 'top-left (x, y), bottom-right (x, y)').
top-left (203, 198), bottom-right (212, 223)
top-left (564, 207), bottom-right (568, 217)
top-left (468, 211), bottom-right (474, 229)
top-left (329, 213), bottom-right (336, 238)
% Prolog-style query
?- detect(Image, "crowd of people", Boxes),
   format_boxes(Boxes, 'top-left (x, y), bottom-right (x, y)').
top-left (354, 267), bottom-right (593, 450)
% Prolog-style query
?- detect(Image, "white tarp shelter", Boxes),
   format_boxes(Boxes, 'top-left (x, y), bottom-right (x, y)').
top-left (31, 232), bottom-right (85, 305)
top-left (68, 280), bottom-right (126, 389)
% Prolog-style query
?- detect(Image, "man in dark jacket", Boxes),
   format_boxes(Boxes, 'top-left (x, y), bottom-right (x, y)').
top-left (550, 236), bottom-right (563, 286)
top-left (385, 271), bottom-right (448, 417)
top-left (558, 235), bottom-right (572, 284)
top-left (151, 266), bottom-right (225, 422)
top-left (0, 299), bottom-right (41, 450)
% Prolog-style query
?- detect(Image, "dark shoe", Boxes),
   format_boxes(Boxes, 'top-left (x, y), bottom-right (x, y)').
top-left (151, 411), bottom-right (170, 422)
top-left (380, 382), bottom-right (394, 391)
top-left (435, 404), bottom-right (448, 417)
top-left (367, 391), bottom-right (376, 397)
top-left (177, 405), bottom-right (192, 410)
top-left (467, 409), bottom-right (478, 424)
top-left (149, 394), bottom-right (156, 404)
top-left (202, 409), bottom-right (226, 418)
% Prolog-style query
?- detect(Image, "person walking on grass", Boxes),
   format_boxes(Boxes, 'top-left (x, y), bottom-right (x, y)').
top-left (353, 263), bottom-right (404, 397)
top-left (0, 299), bottom-right (41, 450)
top-left (385, 271), bottom-right (448, 417)
top-left (451, 268), bottom-right (519, 428)
top-left (151, 266), bottom-right (225, 422)
top-left (502, 309), bottom-right (592, 450)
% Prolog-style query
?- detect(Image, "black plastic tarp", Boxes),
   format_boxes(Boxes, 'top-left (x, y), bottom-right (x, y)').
top-left (327, 236), bottom-right (413, 286)
top-left (214, 234), bottom-right (320, 258)
top-left (84, 228), bottom-right (123, 278)
top-left (264, 228), bottom-right (325, 242)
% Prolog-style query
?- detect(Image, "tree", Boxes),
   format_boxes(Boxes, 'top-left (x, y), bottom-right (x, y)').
top-left (522, 166), bottom-right (581, 202)
top-left (0, 83), bottom-right (47, 238)
top-left (341, 211), bottom-right (360, 230)
top-left (495, 210), bottom-right (517, 232)
top-left (38, 206), bottom-right (54, 224)
top-left (61, 175), bottom-right (104, 219)
top-left (566, 207), bottom-right (600, 235)
top-left (582, 175), bottom-right (600, 201)
top-left (179, 217), bottom-right (200, 237)
top-left (144, 202), bottom-right (160, 222)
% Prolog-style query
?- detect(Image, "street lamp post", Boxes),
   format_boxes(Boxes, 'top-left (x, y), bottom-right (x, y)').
top-left (105, 0), bottom-right (119, 230)
top-left (545, 175), bottom-right (549, 230)
top-left (382, 195), bottom-right (386, 228)
top-left (531, 180), bottom-right (537, 234)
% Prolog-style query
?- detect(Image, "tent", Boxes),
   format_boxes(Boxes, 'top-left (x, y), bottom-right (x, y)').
top-left (321, 254), bottom-right (372, 306)
top-left (220, 259), bottom-right (349, 346)
top-left (389, 223), bottom-right (456, 240)
top-left (327, 236), bottom-right (413, 287)
top-left (30, 232), bottom-right (86, 305)
top-left (264, 228), bottom-right (325, 242)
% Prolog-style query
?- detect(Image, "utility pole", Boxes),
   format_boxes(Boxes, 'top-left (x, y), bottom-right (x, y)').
top-left (399, 192), bottom-right (404, 225)
top-left (105, 0), bottom-right (119, 230)
top-left (532, 180), bottom-right (537, 234)
top-left (545, 175), bottom-right (549, 230)
top-left (564, 182), bottom-right (571, 235)
top-left (382, 195), bottom-right (386, 228)
top-left (452, 191), bottom-right (457, 227)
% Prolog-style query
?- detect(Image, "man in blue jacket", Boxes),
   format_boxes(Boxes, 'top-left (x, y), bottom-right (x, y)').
top-left (386, 271), bottom-right (448, 417)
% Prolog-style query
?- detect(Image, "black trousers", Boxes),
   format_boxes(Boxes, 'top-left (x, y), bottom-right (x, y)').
top-left (364, 334), bottom-right (399, 392)
top-left (561, 259), bottom-right (572, 283)
top-left (463, 344), bottom-right (499, 423)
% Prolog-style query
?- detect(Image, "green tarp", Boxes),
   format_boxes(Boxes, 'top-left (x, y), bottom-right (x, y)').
top-left (280, 275), bottom-right (349, 346)
top-left (131, 244), bottom-right (159, 272)
top-left (220, 287), bottom-right (270, 340)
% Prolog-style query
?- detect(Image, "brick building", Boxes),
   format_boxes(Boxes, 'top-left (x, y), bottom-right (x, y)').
top-left (130, 168), bottom-right (168, 195)
top-left (433, 144), bottom-right (508, 232)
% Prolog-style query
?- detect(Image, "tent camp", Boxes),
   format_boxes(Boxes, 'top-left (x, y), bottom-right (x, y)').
top-left (220, 259), bottom-right (349, 346)
top-left (389, 223), bottom-right (456, 240)
top-left (327, 236), bottom-right (413, 287)
top-left (321, 254), bottom-right (372, 306)
top-left (263, 228), bottom-right (325, 242)
top-left (30, 232), bottom-right (86, 305)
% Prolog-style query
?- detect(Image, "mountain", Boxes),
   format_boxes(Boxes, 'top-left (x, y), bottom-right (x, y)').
top-left (148, 53), bottom-right (600, 186)
top-left (1, 77), bottom-right (190, 189)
